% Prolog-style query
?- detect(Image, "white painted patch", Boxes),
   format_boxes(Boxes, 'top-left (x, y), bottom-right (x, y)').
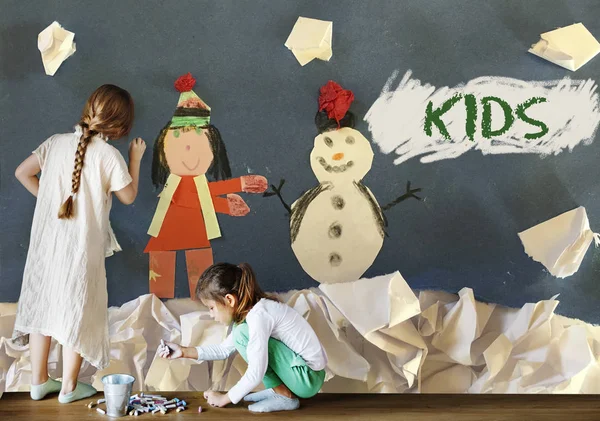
top-left (365, 70), bottom-right (600, 165)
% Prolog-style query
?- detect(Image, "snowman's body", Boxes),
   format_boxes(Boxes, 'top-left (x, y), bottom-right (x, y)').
top-left (290, 127), bottom-right (386, 284)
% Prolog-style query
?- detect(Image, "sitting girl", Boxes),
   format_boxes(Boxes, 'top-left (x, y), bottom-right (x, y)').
top-left (160, 262), bottom-right (327, 413)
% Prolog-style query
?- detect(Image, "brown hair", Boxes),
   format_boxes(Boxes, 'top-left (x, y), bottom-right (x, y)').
top-left (197, 262), bottom-right (279, 324)
top-left (58, 84), bottom-right (134, 219)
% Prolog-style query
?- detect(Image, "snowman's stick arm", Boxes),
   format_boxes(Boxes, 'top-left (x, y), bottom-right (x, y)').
top-left (381, 181), bottom-right (423, 212)
top-left (263, 178), bottom-right (292, 214)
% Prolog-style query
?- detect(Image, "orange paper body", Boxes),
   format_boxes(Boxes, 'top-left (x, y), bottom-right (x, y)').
top-left (144, 176), bottom-right (242, 252)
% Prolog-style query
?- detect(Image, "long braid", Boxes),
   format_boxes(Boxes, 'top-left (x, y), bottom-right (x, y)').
top-left (57, 84), bottom-right (134, 219)
top-left (57, 123), bottom-right (96, 219)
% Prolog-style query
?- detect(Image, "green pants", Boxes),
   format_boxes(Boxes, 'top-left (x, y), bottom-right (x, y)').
top-left (233, 323), bottom-right (325, 399)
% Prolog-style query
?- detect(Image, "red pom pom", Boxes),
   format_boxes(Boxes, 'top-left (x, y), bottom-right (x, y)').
top-left (318, 81), bottom-right (354, 125)
top-left (174, 73), bottom-right (196, 93)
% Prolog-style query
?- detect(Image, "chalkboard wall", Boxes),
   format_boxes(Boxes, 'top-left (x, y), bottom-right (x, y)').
top-left (2, 0), bottom-right (600, 323)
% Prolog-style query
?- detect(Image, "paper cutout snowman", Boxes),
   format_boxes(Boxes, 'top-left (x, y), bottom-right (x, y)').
top-left (267, 81), bottom-right (422, 284)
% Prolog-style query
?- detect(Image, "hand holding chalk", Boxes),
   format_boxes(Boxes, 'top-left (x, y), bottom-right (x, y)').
top-left (159, 340), bottom-right (183, 360)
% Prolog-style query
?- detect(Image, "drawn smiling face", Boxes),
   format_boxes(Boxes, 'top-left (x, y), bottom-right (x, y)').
top-left (164, 127), bottom-right (214, 176)
top-left (310, 127), bottom-right (374, 183)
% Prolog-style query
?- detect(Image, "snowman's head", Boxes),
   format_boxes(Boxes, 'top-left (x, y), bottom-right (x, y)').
top-left (310, 126), bottom-right (374, 183)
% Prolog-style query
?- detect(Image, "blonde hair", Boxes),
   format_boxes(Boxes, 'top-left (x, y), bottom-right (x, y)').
top-left (58, 85), bottom-right (134, 219)
top-left (197, 262), bottom-right (279, 324)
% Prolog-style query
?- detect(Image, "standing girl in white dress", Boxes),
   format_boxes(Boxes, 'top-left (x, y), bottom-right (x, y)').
top-left (12, 84), bottom-right (146, 403)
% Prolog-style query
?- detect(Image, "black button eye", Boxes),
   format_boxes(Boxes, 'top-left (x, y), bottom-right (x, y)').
top-left (324, 137), bottom-right (333, 147)
top-left (345, 136), bottom-right (355, 145)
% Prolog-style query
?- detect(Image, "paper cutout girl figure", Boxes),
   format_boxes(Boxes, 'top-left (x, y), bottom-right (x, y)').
top-left (267, 81), bottom-right (422, 284)
top-left (145, 73), bottom-right (267, 298)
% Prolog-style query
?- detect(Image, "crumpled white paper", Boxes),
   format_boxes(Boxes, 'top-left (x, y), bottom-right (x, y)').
top-left (284, 16), bottom-right (332, 66)
top-left (1, 279), bottom-right (599, 397)
top-left (518, 206), bottom-right (599, 278)
top-left (528, 23), bottom-right (600, 71)
top-left (38, 21), bottom-right (76, 76)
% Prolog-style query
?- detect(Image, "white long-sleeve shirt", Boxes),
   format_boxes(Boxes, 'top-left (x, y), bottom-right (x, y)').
top-left (195, 298), bottom-right (327, 404)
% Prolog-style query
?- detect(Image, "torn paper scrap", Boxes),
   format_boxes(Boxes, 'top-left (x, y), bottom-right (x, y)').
top-left (528, 23), bottom-right (600, 71)
top-left (284, 17), bottom-right (332, 66)
top-left (38, 21), bottom-right (76, 76)
top-left (518, 206), bottom-right (599, 278)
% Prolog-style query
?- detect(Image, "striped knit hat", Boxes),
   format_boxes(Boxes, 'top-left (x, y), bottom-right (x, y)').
top-left (171, 73), bottom-right (211, 127)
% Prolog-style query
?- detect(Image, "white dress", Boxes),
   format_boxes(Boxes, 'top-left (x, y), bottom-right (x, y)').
top-left (12, 126), bottom-right (132, 369)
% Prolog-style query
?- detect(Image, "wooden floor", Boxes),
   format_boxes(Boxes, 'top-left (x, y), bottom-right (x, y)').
top-left (1, 392), bottom-right (599, 420)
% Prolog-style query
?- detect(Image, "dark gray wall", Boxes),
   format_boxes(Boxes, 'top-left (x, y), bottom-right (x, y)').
top-left (2, 0), bottom-right (600, 323)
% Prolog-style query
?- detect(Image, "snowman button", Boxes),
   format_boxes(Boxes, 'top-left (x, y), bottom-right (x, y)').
top-left (329, 253), bottom-right (342, 267)
top-left (331, 195), bottom-right (345, 210)
top-left (328, 222), bottom-right (342, 239)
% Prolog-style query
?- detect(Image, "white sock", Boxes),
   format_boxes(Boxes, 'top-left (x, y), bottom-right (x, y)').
top-left (30, 377), bottom-right (62, 400)
top-left (243, 388), bottom-right (277, 402)
top-left (248, 395), bottom-right (300, 413)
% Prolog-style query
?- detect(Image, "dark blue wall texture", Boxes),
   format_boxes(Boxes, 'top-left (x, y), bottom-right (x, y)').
top-left (1, 1), bottom-right (599, 323)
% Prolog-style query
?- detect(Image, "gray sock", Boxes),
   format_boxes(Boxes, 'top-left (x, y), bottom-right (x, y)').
top-left (248, 395), bottom-right (300, 413)
top-left (243, 388), bottom-right (277, 402)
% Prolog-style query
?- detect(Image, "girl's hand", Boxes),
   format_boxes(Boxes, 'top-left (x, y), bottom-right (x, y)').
top-left (241, 175), bottom-right (268, 193)
top-left (129, 137), bottom-right (146, 162)
top-left (203, 391), bottom-right (231, 408)
top-left (159, 341), bottom-right (183, 359)
top-left (227, 194), bottom-right (250, 216)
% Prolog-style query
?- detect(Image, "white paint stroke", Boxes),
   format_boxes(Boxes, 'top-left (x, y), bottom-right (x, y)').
top-left (365, 70), bottom-right (600, 165)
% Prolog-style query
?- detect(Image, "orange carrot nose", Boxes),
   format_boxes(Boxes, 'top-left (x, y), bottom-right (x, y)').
top-left (332, 153), bottom-right (344, 161)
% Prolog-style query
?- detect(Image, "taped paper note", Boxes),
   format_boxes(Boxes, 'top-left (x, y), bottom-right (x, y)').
top-left (38, 21), bottom-right (76, 76)
top-left (518, 206), bottom-right (599, 278)
top-left (285, 17), bottom-right (333, 66)
top-left (529, 23), bottom-right (600, 71)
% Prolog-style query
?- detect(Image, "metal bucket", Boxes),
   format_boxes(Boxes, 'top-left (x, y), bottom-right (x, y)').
top-left (101, 374), bottom-right (135, 417)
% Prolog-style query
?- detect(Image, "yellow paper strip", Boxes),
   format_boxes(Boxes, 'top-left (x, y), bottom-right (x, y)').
top-left (194, 174), bottom-right (221, 240)
top-left (147, 174), bottom-right (181, 237)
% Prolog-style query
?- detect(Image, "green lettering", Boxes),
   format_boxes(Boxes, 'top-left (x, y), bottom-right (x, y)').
top-left (464, 94), bottom-right (477, 141)
top-left (424, 94), bottom-right (463, 140)
top-left (516, 97), bottom-right (549, 140)
top-left (481, 96), bottom-right (514, 138)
